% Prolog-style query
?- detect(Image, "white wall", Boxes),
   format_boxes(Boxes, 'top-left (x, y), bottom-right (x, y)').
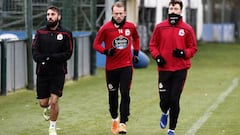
top-left (126, 0), bottom-right (138, 25)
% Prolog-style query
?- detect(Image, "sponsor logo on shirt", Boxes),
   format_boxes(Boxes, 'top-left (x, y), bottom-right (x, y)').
top-left (112, 35), bottom-right (129, 49)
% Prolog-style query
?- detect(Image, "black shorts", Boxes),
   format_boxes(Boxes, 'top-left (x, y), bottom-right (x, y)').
top-left (36, 74), bottom-right (65, 99)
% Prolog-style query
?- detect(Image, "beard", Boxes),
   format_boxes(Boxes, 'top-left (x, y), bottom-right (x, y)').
top-left (47, 20), bottom-right (59, 28)
top-left (111, 16), bottom-right (126, 29)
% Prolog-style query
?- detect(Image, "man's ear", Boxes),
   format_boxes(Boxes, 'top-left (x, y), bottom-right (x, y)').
top-left (58, 15), bottom-right (61, 21)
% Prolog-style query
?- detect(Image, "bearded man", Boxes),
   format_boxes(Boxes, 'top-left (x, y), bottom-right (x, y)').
top-left (32, 6), bottom-right (73, 135)
top-left (149, 0), bottom-right (198, 135)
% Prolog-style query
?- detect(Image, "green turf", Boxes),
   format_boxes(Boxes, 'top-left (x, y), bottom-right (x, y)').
top-left (0, 42), bottom-right (239, 135)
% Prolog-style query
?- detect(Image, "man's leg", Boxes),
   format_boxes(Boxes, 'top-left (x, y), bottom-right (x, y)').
top-left (39, 98), bottom-right (50, 121)
top-left (158, 71), bottom-right (172, 113)
top-left (106, 70), bottom-right (119, 119)
top-left (119, 67), bottom-right (132, 124)
top-left (49, 94), bottom-right (59, 130)
top-left (118, 67), bottom-right (132, 134)
top-left (49, 94), bottom-right (59, 121)
top-left (106, 70), bottom-right (120, 134)
top-left (48, 74), bottom-right (64, 135)
top-left (169, 69), bottom-right (187, 130)
top-left (37, 75), bottom-right (51, 121)
top-left (158, 71), bottom-right (172, 129)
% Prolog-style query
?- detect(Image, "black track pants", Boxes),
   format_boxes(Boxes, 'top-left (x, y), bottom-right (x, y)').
top-left (106, 66), bottom-right (133, 123)
top-left (158, 69), bottom-right (187, 130)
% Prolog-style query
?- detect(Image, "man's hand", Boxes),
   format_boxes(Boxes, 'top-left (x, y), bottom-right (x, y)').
top-left (104, 48), bottom-right (116, 56)
top-left (133, 50), bottom-right (139, 63)
top-left (133, 56), bottom-right (139, 63)
top-left (172, 48), bottom-right (185, 58)
top-left (155, 55), bottom-right (166, 67)
top-left (37, 55), bottom-right (51, 62)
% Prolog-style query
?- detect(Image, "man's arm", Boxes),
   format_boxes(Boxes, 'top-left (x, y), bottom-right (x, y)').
top-left (49, 31), bottom-right (73, 63)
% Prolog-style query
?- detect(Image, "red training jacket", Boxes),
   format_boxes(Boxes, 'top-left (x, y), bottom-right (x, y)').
top-left (93, 21), bottom-right (140, 70)
top-left (149, 18), bottom-right (197, 71)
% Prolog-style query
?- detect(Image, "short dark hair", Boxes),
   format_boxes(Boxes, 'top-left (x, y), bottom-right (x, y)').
top-left (169, 0), bottom-right (183, 10)
top-left (47, 6), bottom-right (61, 15)
top-left (111, 1), bottom-right (126, 12)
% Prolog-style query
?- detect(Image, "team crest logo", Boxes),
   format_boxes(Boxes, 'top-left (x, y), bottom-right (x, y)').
top-left (108, 83), bottom-right (113, 89)
top-left (125, 29), bottom-right (130, 36)
top-left (159, 82), bottom-right (163, 89)
top-left (108, 83), bottom-right (115, 91)
top-left (57, 34), bottom-right (63, 40)
top-left (112, 35), bottom-right (129, 49)
top-left (159, 82), bottom-right (166, 92)
top-left (178, 29), bottom-right (185, 36)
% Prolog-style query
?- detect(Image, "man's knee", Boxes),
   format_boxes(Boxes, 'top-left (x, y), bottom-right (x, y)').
top-left (39, 99), bottom-right (49, 108)
top-left (49, 94), bottom-right (59, 107)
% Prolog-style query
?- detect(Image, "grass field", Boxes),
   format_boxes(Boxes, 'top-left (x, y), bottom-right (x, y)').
top-left (0, 42), bottom-right (240, 135)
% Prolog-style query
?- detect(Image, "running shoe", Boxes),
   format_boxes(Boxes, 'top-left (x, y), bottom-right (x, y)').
top-left (111, 118), bottom-right (119, 134)
top-left (49, 128), bottom-right (57, 135)
top-left (160, 113), bottom-right (168, 129)
top-left (118, 123), bottom-right (127, 134)
top-left (43, 108), bottom-right (50, 121)
top-left (168, 129), bottom-right (175, 135)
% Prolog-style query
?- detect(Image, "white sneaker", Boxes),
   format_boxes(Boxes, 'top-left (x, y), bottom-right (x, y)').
top-left (43, 108), bottom-right (50, 121)
top-left (49, 128), bottom-right (57, 135)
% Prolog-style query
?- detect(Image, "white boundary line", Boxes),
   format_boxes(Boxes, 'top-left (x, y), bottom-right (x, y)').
top-left (185, 77), bottom-right (239, 135)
